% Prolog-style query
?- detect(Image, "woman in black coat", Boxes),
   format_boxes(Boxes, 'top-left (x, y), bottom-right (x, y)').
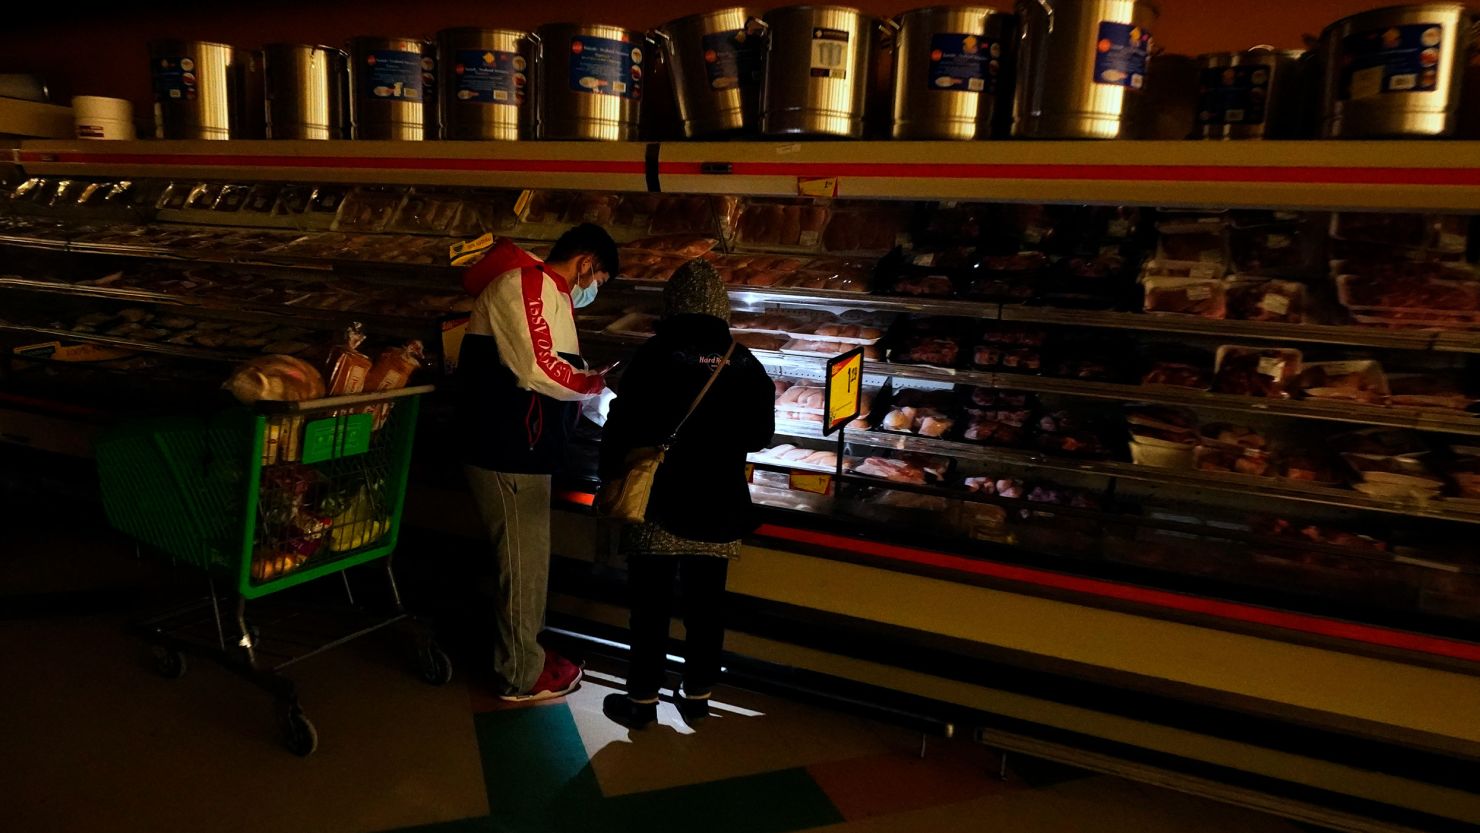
top-left (598, 259), bottom-right (776, 729)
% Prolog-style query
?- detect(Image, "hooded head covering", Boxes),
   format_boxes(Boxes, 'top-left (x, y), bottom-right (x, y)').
top-left (662, 258), bottom-right (730, 323)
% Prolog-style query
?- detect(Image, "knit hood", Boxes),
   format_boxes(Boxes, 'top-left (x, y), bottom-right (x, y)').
top-left (663, 259), bottom-right (730, 323)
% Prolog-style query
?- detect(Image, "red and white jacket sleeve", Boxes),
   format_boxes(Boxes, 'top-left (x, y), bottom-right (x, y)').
top-left (471, 266), bottom-right (605, 401)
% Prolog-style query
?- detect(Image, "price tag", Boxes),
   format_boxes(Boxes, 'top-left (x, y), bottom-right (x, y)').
top-left (824, 346), bottom-right (865, 436)
top-left (450, 232), bottom-right (497, 266)
top-left (796, 176), bottom-right (838, 198)
top-left (789, 472), bottom-right (834, 495)
top-left (514, 189), bottom-right (534, 218)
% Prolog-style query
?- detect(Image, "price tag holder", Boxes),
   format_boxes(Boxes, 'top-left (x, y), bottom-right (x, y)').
top-left (823, 346), bottom-right (865, 436)
top-left (789, 472), bottom-right (834, 495)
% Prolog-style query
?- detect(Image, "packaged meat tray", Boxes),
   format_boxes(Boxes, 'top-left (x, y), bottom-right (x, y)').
top-left (1386, 374), bottom-right (1478, 411)
top-left (618, 250), bottom-right (691, 283)
top-left (1155, 225), bottom-right (1228, 266)
top-left (1330, 212), bottom-right (1468, 253)
top-left (1195, 444), bottom-right (1277, 478)
top-left (734, 333), bottom-right (788, 351)
top-left (962, 389), bottom-right (1034, 447)
top-left (332, 187), bottom-right (406, 233)
top-left (1225, 277), bottom-right (1305, 323)
top-left (878, 387), bottom-right (957, 438)
top-left (1141, 259), bottom-right (1227, 281)
top-left (1335, 273), bottom-right (1480, 320)
top-left (624, 234), bottom-right (720, 260)
top-left (972, 325), bottom-right (1047, 372)
top-left (888, 317), bottom-right (970, 368)
top-left (1035, 410), bottom-right (1116, 459)
top-left (1213, 346), bottom-right (1301, 399)
top-left (1230, 224), bottom-right (1308, 274)
top-left (786, 321), bottom-right (885, 346)
top-left (606, 313), bottom-right (658, 338)
top-left (1298, 361), bottom-right (1389, 405)
top-left (753, 444), bottom-right (857, 473)
top-left (390, 191), bottom-right (473, 235)
top-left (821, 204), bottom-right (906, 254)
top-left (779, 340), bottom-right (881, 360)
top-left (889, 272), bottom-right (956, 297)
top-left (734, 201), bottom-right (831, 249)
top-left (854, 453), bottom-right (951, 485)
top-left (714, 254), bottom-right (809, 287)
top-left (1142, 276), bottom-right (1226, 319)
top-left (730, 310), bottom-right (817, 335)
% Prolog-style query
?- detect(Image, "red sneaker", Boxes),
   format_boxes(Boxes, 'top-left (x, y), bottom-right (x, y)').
top-left (499, 651), bottom-right (583, 702)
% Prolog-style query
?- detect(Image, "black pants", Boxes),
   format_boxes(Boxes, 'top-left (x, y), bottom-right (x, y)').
top-left (626, 554), bottom-right (730, 701)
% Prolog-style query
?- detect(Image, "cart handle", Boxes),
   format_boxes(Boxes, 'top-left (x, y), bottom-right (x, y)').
top-left (256, 385), bottom-right (437, 414)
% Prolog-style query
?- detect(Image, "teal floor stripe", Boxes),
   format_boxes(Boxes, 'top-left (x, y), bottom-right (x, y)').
top-left (457, 704), bottom-right (845, 833)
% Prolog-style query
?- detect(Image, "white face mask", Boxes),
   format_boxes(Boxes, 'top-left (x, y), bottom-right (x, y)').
top-left (569, 268), bottom-right (599, 309)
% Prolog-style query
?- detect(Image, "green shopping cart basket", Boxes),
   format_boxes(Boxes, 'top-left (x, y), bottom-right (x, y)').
top-left (96, 386), bottom-right (431, 600)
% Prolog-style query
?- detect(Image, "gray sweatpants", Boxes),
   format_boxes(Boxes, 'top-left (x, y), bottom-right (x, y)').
top-left (464, 466), bottom-right (551, 695)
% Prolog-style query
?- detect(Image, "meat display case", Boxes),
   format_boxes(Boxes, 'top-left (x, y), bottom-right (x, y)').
top-left (6, 139), bottom-right (1480, 831)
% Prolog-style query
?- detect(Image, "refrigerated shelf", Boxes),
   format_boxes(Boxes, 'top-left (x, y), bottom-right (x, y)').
top-left (768, 424), bottom-right (1480, 526)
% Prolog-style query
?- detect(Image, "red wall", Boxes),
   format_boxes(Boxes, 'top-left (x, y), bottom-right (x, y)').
top-left (4, 0), bottom-right (1477, 114)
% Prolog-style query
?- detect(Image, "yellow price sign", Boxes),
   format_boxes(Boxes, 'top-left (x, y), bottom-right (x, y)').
top-left (824, 347), bottom-right (865, 436)
top-left (789, 472), bottom-right (834, 495)
top-left (796, 176), bottom-right (839, 198)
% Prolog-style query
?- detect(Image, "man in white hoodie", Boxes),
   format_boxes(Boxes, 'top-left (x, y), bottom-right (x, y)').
top-left (455, 223), bottom-right (617, 701)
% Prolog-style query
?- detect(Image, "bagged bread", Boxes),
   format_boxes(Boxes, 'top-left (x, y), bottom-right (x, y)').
top-left (224, 355), bottom-right (327, 403)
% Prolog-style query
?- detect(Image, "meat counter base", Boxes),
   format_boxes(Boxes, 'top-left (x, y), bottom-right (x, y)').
top-left (400, 482), bottom-right (1480, 829)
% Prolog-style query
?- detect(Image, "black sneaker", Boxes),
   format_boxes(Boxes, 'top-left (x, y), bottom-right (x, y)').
top-left (676, 689), bottom-right (711, 725)
top-left (602, 693), bottom-right (658, 730)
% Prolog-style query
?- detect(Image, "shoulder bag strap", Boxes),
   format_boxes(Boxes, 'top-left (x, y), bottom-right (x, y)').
top-left (662, 340), bottom-right (737, 450)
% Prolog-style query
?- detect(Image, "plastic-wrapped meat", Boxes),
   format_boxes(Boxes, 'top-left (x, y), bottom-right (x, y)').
top-left (855, 457), bottom-right (927, 485)
top-left (1226, 278), bottom-right (1305, 323)
top-left (918, 416), bottom-right (954, 438)
top-left (894, 336), bottom-right (961, 367)
top-left (995, 479), bottom-right (1024, 499)
top-left (892, 274), bottom-right (954, 297)
top-left (1142, 361), bottom-right (1211, 390)
top-left (964, 418), bottom-right (1025, 446)
top-left (1213, 347), bottom-right (1301, 399)
top-left (1143, 277), bottom-right (1226, 319)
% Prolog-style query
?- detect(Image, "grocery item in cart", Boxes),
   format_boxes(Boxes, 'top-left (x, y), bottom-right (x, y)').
top-left (1226, 277), bottom-right (1306, 323)
top-left (325, 324), bottom-right (373, 396)
top-left (1142, 276), bottom-right (1227, 318)
top-left (364, 340), bottom-right (425, 428)
top-left (1298, 361), bottom-right (1389, 405)
top-left (224, 354), bottom-right (327, 403)
top-left (1213, 346), bottom-right (1302, 398)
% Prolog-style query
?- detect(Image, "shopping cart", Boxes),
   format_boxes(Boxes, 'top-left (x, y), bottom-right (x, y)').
top-left (96, 385), bottom-right (447, 756)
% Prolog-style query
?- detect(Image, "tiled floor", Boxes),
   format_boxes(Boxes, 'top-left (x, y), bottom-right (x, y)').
top-left (3, 517), bottom-right (1313, 833)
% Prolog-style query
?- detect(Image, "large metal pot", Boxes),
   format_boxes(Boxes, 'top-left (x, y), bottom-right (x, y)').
top-left (1319, 3), bottom-right (1474, 138)
top-left (761, 5), bottom-right (879, 138)
top-left (1012, 0), bottom-right (1159, 139)
top-left (437, 28), bottom-right (539, 141)
top-left (537, 23), bottom-right (648, 141)
top-left (1121, 52), bottom-right (1198, 139)
top-left (149, 40), bottom-right (265, 140)
top-left (1196, 47), bottom-right (1304, 140)
top-left (263, 44), bottom-right (349, 140)
top-left (349, 36), bottom-right (435, 140)
top-left (891, 6), bottom-right (1016, 140)
top-left (654, 8), bottom-right (765, 138)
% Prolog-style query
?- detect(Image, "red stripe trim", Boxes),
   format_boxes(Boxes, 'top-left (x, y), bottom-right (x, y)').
top-left (752, 523), bottom-right (1480, 664)
top-left (660, 161), bottom-right (1480, 187)
top-left (16, 150), bottom-right (645, 176)
top-left (519, 267), bottom-right (601, 395)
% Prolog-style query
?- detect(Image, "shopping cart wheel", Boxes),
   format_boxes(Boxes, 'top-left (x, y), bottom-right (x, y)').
top-left (418, 642), bottom-right (454, 686)
top-left (281, 705), bottom-right (319, 757)
top-left (152, 646), bottom-right (187, 680)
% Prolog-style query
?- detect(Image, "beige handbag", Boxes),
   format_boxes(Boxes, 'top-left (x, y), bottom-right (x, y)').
top-left (597, 342), bottom-right (737, 524)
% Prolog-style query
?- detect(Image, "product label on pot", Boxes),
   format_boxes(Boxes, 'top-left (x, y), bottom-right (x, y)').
top-left (927, 33), bottom-right (1002, 93)
top-left (569, 35), bottom-right (643, 100)
top-left (362, 50), bottom-right (424, 100)
top-left (701, 29), bottom-right (764, 91)
top-left (810, 27), bottom-right (850, 80)
top-left (153, 55), bottom-right (197, 101)
top-left (1197, 64), bottom-right (1271, 125)
top-left (453, 49), bottom-right (526, 105)
top-left (1092, 21), bottom-right (1150, 88)
top-left (1339, 23), bottom-right (1443, 100)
